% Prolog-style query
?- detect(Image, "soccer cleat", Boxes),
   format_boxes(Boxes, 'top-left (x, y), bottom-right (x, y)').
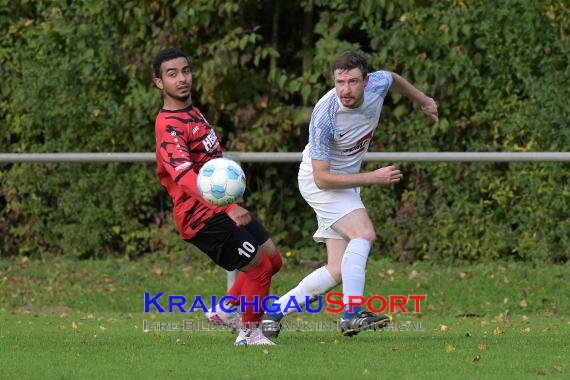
top-left (234, 328), bottom-right (276, 346)
top-left (204, 303), bottom-right (241, 333)
top-left (339, 310), bottom-right (391, 337)
top-left (260, 312), bottom-right (283, 339)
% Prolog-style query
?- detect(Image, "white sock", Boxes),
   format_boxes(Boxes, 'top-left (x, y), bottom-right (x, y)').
top-left (277, 266), bottom-right (338, 315)
top-left (341, 238), bottom-right (371, 305)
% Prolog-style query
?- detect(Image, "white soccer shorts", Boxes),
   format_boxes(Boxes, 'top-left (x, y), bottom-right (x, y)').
top-left (298, 171), bottom-right (365, 243)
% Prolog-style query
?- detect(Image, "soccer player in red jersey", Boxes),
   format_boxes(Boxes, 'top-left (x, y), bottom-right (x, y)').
top-left (152, 48), bottom-right (282, 346)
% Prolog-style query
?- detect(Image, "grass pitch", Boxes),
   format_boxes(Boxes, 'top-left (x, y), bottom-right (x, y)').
top-left (0, 253), bottom-right (568, 379)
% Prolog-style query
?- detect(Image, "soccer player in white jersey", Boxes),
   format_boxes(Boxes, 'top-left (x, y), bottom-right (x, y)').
top-left (262, 50), bottom-right (438, 338)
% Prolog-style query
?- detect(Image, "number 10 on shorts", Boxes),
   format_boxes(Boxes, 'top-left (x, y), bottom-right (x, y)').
top-left (238, 241), bottom-right (255, 258)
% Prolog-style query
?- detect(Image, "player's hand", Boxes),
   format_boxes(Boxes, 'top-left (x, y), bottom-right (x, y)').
top-left (368, 165), bottom-right (403, 185)
top-left (420, 96), bottom-right (439, 122)
top-left (227, 205), bottom-right (252, 227)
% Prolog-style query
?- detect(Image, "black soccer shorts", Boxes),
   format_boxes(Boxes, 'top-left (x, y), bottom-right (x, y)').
top-left (187, 212), bottom-right (270, 271)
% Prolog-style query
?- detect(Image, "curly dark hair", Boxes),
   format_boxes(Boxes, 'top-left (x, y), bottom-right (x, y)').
top-left (153, 48), bottom-right (189, 78)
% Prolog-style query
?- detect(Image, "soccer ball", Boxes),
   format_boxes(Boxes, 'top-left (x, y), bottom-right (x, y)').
top-left (197, 158), bottom-right (246, 206)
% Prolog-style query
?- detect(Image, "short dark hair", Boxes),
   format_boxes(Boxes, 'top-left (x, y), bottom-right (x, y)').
top-left (153, 48), bottom-right (189, 78)
top-left (333, 50), bottom-right (368, 78)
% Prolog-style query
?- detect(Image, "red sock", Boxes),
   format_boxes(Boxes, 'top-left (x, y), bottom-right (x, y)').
top-left (226, 272), bottom-right (246, 305)
top-left (227, 250), bottom-right (281, 305)
top-left (268, 250), bottom-right (283, 275)
top-left (240, 253), bottom-right (273, 329)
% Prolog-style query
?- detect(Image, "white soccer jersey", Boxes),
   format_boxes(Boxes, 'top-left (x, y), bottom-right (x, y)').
top-left (299, 70), bottom-right (393, 175)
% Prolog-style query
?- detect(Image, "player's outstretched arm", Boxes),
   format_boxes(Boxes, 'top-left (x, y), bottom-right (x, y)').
top-left (312, 160), bottom-right (402, 190)
top-left (389, 72), bottom-right (439, 122)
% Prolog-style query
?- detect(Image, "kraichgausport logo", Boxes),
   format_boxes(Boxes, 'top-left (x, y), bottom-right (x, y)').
top-left (143, 292), bottom-right (427, 314)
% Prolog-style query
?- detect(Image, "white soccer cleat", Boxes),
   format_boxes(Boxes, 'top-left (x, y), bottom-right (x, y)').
top-left (234, 328), bottom-right (276, 346)
top-left (204, 303), bottom-right (241, 333)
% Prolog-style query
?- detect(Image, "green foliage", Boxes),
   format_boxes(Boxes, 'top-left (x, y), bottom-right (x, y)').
top-left (357, 0), bottom-right (570, 263)
top-left (1, 0), bottom-right (569, 261)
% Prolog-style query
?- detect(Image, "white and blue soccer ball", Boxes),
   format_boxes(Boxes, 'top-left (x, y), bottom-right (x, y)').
top-left (197, 158), bottom-right (246, 206)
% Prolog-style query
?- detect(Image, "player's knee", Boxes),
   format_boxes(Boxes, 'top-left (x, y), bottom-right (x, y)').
top-left (240, 255), bottom-right (272, 288)
top-left (260, 239), bottom-right (282, 274)
top-left (249, 251), bottom-right (273, 277)
top-left (353, 229), bottom-right (376, 243)
top-left (260, 239), bottom-right (277, 255)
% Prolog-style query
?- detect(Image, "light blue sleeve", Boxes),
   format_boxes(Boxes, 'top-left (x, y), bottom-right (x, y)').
top-left (308, 94), bottom-right (337, 161)
top-left (366, 70), bottom-right (393, 98)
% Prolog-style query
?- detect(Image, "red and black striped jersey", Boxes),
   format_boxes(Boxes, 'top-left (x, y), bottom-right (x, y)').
top-left (154, 105), bottom-right (237, 239)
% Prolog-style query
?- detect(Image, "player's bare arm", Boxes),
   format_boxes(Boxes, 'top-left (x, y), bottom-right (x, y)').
top-left (389, 72), bottom-right (439, 122)
top-left (312, 159), bottom-right (402, 190)
top-left (226, 205), bottom-right (252, 226)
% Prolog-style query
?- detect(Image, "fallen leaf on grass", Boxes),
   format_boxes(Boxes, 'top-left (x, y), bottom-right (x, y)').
top-left (493, 327), bottom-right (503, 335)
top-left (71, 320), bottom-right (78, 330)
top-left (478, 344), bottom-right (488, 350)
top-left (522, 327), bottom-right (531, 333)
top-left (408, 270), bottom-right (429, 280)
top-left (445, 344), bottom-right (455, 353)
top-left (553, 365), bottom-right (563, 373)
top-left (440, 324), bottom-right (449, 332)
top-left (518, 299), bottom-right (528, 308)
top-left (262, 349), bottom-right (269, 355)
top-left (494, 311), bottom-right (510, 323)
top-left (458, 271), bottom-right (469, 279)
top-left (543, 327), bottom-right (551, 333)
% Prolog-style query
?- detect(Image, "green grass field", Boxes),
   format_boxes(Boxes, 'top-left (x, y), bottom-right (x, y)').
top-left (1, 253), bottom-right (568, 379)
